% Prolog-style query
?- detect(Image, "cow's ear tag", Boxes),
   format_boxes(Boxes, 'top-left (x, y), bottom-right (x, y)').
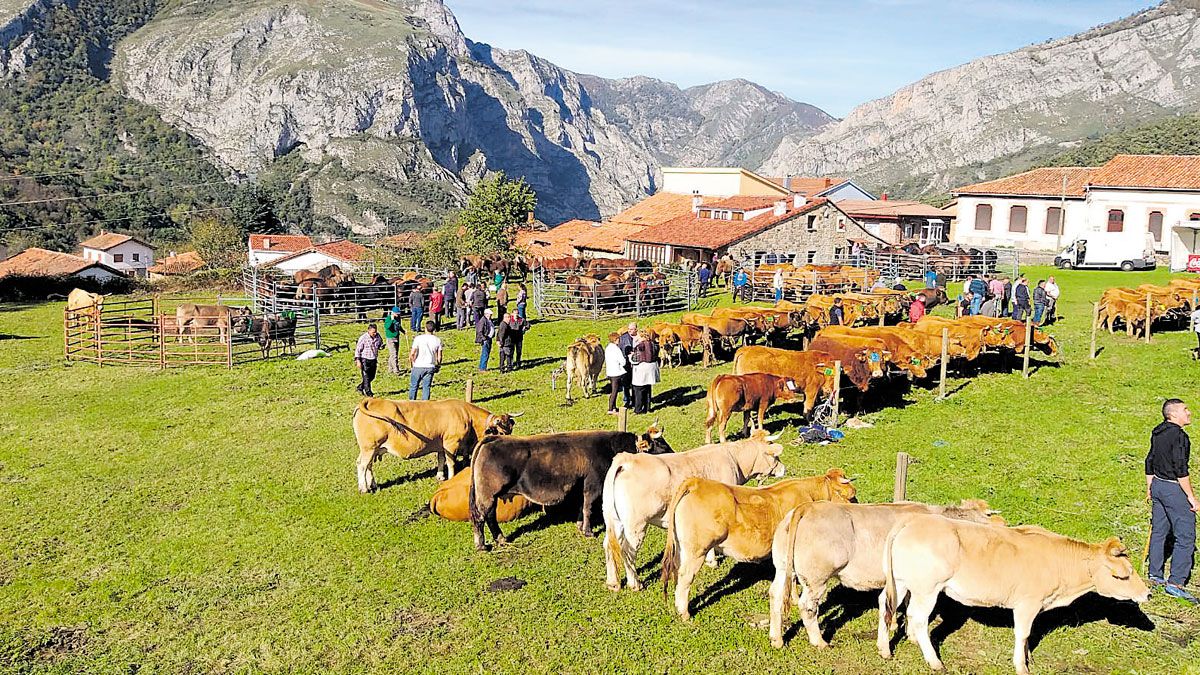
top-left (823, 368), bottom-right (834, 376)
top-left (869, 352), bottom-right (880, 362)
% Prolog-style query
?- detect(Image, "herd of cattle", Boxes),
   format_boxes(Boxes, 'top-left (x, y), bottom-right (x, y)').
top-left (1097, 277), bottom-right (1200, 338)
top-left (548, 258), bottom-right (673, 312)
top-left (350, 396), bottom-right (1147, 675)
top-left (747, 263), bottom-right (881, 295)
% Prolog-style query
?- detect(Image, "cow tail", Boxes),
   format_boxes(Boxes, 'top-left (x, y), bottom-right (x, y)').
top-left (661, 478), bottom-right (697, 596)
top-left (602, 460), bottom-right (626, 572)
top-left (780, 502), bottom-right (810, 619)
top-left (703, 385), bottom-right (718, 435)
top-left (882, 524), bottom-right (901, 631)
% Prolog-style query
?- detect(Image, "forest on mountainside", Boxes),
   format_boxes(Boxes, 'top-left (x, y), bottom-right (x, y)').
top-left (1039, 114), bottom-right (1200, 167)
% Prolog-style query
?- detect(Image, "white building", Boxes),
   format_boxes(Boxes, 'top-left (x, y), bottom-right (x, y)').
top-left (952, 155), bottom-right (1200, 270)
top-left (0, 247), bottom-right (124, 282)
top-left (247, 233), bottom-right (314, 267)
top-left (267, 240), bottom-right (369, 274)
top-left (78, 232), bottom-right (155, 277)
top-left (659, 166), bottom-right (875, 203)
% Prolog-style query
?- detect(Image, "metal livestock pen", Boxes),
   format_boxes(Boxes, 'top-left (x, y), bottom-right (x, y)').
top-left (532, 265), bottom-right (696, 319)
top-left (240, 266), bottom-right (452, 328)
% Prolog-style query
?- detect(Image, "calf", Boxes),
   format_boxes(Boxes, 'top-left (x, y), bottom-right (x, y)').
top-left (562, 334), bottom-right (604, 402)
top-left (733, 346), bottom-right (844, 416)
top-left (603, 430), bottom-right (785, 591)
top-left (768, 500), bottom-right (1001, 649)
top-left (430, 467), bottom-right (528, 523)
top-left (882, 516), bottom-right (1150, 674)
top-left (704, 373), bottom-right (798, 443)
top-left (470, 426), bottom-right (672, 550)
top-left (661, 469), bottom-right (856, 620)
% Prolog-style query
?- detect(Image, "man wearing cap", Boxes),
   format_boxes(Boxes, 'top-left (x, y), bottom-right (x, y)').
top-left (382, 305), bottom-right (405, 376)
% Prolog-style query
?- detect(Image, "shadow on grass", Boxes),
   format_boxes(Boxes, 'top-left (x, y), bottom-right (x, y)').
top-left (652, 385), bottom-right (706, 410)
top-left (690, 561), bottom-right (773, 616)
top-left (779, 586), bottom-right (880, 647)
top-left (377, 467), bottom-right (438, 490)
top-left (474, 388), bottom-right (530, 404)
top-left (512, 356), bottom-right (561, 369)
top-left (0, 334), bottom-right (38, 341)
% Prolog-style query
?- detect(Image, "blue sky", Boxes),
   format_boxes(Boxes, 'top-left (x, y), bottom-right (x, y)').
top-left (447, 0), bottom-right (1155, 117)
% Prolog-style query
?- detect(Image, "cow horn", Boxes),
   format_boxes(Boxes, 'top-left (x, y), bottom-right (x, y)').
top-left (839, 476), bottom-right (855, 484)
top-left (508, 411), bottom-right (525, 418)
top-left (765, 432), bottom-right (782, 442)
top-left (985, 509), bottom-right (1002, 516)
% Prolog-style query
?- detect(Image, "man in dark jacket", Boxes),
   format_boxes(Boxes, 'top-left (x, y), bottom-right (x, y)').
top-left (1146, 398), bottom-right (1198, 603)
top-left (496, 313), bottom-right (517, 372)
top-left (408, 287), bottom-right (425, 332)
top-left (1032, 280), bottom-right (1048, 324)
top-left (475, 308), bottom-right (495, 371)
top-left (443, 274), bottom-right (458, 317)
top-left (828, 297), bottom-right (845, 326)
top-left (470, 283), bottom-right (488, 326)
top-left (968, 275), bottom-right (988, 315)
top-left (617, 322), bottom-right (636, 409)
top-left (1013, 277), bottom-right (1031, 321)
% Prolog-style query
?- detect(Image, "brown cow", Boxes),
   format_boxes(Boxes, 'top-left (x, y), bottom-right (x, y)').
top-left (649, 322), bottom-right (707, 366)
top-left (660, 470), bottom-right (857, 620)
top-left (175, 303), bottom-right (251, 344)
top-left (682, 313), bottom-right (751, 356)
top-left (807, 335), bottom-right (890, 385)
top-left (817, 326), bottom-right (932, 379)
top-left (430, 466), bottom-right (529, 522)
top-left (733, 346), bottom-right (845, 416)
top-left (913, 316), bottom-right (986, 360)
top-left (561, 334), bottom-right (604, 402)
top-left (704, 373), bottom-right (798, 443)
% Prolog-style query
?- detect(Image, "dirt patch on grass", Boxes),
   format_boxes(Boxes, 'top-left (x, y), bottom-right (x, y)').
top-left (391, 609), bottom-right (450, 638)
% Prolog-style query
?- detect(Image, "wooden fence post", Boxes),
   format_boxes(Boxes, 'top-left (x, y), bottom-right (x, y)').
top-left (1089, 301), bottom-right (1099, 360)
top-left (1144, 292), bottom-right (1152, 344)
top-left (938, 327), bottom-right (949, 400)
top-left (1021, 316), bottom-right (1033, 378)
top-left (226, 329), bottom-right (234, 369)
top-left (893, 452), bottom-right (910, 502)
top-left (465, 377), bottom-right (474, 403)
top-left (618, 406), bottom-right (628, 432)
top-left (63, 308), bottom-right (70, 362)
top-left (830, 360), bottom-right (841, 428)
top-left (158, 314), bottom-right (166, 370)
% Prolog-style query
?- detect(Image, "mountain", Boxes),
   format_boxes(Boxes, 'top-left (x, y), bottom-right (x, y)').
top-left (760, 0), bottom-right (1200, 197)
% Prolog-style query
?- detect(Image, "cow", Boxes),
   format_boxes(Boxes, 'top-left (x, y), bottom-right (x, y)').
top-left (818, 325), bottom-right (935, 379)
top-left (682, 313), bottom-right (752, 355)
top-left (881, 516), bottom-right (1150, 674)
top-left (236, 312), bottom-right (299, 357)
top-left (913, 316), bottom-right (987, 361)
top-left (704, 373), bottom-right (798, 443)
top-left (602, 429), bottom-right (785, 591)
top-left (768, 500), bottom-right (1002, 649)
top-left (559, 334), bottom-right (604, 402)
top-left (648, 322), bottom-right (708, 367)
top-left (351, 398), bottom-right (520, 492)
top-left (912, 287), bottom-right (949, 309)
top-left (175, 304), bottom-right (251, 344)
top-left (803, 295), bottom-right (869, 329)
top-left (660, 469), bottom-right (857, 620)
top-left (585, 258), bottom-right (639, 276)
top-left (733, 346), bottom-right (848, 416)
top-left (67, 288), bottom-right (105, 317)
top-left (807, 335), bottom-right (890, 384)
top-left (430, 466), bottom-right (529, 523)
top-left (470, 425), bottom-right (673, 550)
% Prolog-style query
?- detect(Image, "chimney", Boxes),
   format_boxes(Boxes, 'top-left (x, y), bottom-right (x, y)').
top-left (881, 192), bottom-right (889, 201)
top-left (526, 211), bottom-right (535, 225)
top-left (784, 175), bottom-right (793, 192)
top-left (773, 200), bottom-right (786, 216)
top-left (793, 193), bottom-right (806, 209)
top-left (263, 237), bottom-right (271, 249)
top-left (691, 191), bottom-right (702, 214)
top-left (823, 177), bottom-right (832, 188)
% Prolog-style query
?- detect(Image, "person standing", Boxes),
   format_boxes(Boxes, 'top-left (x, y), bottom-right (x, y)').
top-left (1001, 276), bottom-right (1013, 317)
top-left (354, 323), bottom-right (384, 397)
top-left (429, 286), bottom-right (445, 331)
top-left (1045, 275), bottom-right (1060, 323)
top-left (1013, 277), bottom-right (1031, 321)
top-left (732, 267), bottom-right (749, 302)
top-left (515, 283), bottom-right (528, 321)
top-left (908, 293), bottom-right (926, 323)
top-left (618, 322), bottom-right (637, 409)
top-left (828, 297), bottom-right (845, 326)
top-left (408, 286), bottom-right (424, 332)
top-left (470, 283), bottom-right (488, 326)
top-left (382, 305), bottom-right (404, 376)
top-left (496, 282), bottom-right (509, 322)
top-left (465, 266), bottom-right (479, 289)
top-left (455, 283), bottom-right (469, 330)
top-left (1192, 303), bottom-right (1200, 354)
top-left (475, 308), bottom-right (495, 371)
top-left (603, 332), bottom-right (627, 415)
top-left (697, 263), bottom-right (712, 297)
top-left (512, 313), bottom-right (528, 368)
top-left (443, 273), bottom-right (458, 319)
top-left (773, 268), bottom-right (785, 303)
top-left (1032, 280), bottom-right (1048, 325)
top-left (630, 330), bottom-right (660, 414)
top-left (1146, 398), bottom-right (1198, 603)
top-left (493, 268), bottom-right (505, 293)
top-left (969, 275), bottom-right (988, 316)
top-left (923, 268), bottom-right (937, 289)
top-left (407, 321), bottom-right (443, 401)
top-left (497, 313), bottom-right (517, 373)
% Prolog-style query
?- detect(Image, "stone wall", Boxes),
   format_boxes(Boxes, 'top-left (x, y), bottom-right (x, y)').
top-left (728, 203), bottom-right (880, 264)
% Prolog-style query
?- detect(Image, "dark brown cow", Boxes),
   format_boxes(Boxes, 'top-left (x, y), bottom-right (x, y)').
top-left (817, 326), bottom-right (932, 379)
top-left (733, 346), bottom-right (852, 416)
top-left (806, 335), bottom-right (890, 388)
top-left (470, 427), bottom-right (673, 550)
top-left (704, 373), bottom-right (798, 443)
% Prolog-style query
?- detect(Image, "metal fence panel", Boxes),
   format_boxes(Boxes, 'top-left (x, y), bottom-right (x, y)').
top-left (532, 265), bottom-right (695, 319)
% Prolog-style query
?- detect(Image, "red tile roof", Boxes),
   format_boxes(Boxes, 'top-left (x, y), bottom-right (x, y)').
top-left (0, 248), bottom-right (122, 277)
top-left (267, 240), bottom-right (368, 267)
top-left (574, 222), bottom-right (647, 253)
top-left (1088, 154), bottom-right (1200, 190)
top-left (629, 199), bottom-right (831, 249)
top-left (515, 219), bottom-right (599, 258)
top-left (248, 233), bottom-right (313, 252)
top-left (79, 232), bottom-right (154, 251)
top-left (836, 199), bottom-right (949, 220)
top-left (148, 251), bottom-right (205, 275)
top-left (765, 176), bottom-right (848, 197)
top-left (701, 195), bottom-right (782, 211)
top-left (954, 167), bottom-right (1094, 197)
top-left (609, 192), bottom-right (704, 228)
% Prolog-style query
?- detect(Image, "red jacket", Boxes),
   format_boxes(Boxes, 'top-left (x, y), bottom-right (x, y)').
top-left (908, 299), bottom-right (926, 322)
top-left (430, 291), bottom-right (445, 314)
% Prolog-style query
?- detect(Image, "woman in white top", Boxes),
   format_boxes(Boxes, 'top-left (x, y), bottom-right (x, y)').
top-left (630, 330), bottom-right (660, 414)
top-left (773, 268), bottom-right (785, 303)
top-left (604, 332), bottom-right (627, 414)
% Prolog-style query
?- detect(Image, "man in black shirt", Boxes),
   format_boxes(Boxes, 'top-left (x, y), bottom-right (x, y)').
top-left (828, 297), bottom-right (845, 326)
top-left (1146, 398), bottom-right (1198, 603)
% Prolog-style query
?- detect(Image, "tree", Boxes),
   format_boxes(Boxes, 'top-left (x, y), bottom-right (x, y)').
top-left (231, 184), bottom-right (282, 234)
top-left (190, 217), bottom-right (244, 270)
top-left (455, 172), bottom-right (537, 254)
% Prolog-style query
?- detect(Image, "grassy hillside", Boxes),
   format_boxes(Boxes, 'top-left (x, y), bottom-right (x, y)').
top-left (0, 267), bottom-right (1198, 673)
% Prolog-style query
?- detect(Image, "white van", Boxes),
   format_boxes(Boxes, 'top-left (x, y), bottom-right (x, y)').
top-left (1054, 233), bottom-right (1156, 271)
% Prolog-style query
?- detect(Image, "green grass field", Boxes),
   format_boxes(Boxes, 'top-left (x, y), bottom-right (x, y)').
top-left (1, 266), bottom-right (1198, 674)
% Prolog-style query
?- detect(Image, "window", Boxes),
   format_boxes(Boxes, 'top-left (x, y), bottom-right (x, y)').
top-left (1045, 207), bottom-right (1063, 235)
top-left (1148, 211), bottom-right (1163, 243)
top-left (836, 218), bottom-right (846, 233)
top-left (113, 254), bottom-right (124, 263)
top-left (698, 210), bottom-right (711, 218)
top-left (1107, 209), bottom-right (1124, 233)
top-left (974, 204), bottom-right (992, 230)
top-left (132, 253), bottom-right (140, 262)
top-left (731, 212), bottom-right (744, 221)
top-left (1008, 205), bottom-right (1027, 233)
top-left (806, 215), bottom-right (817, 232)
top-left (806, 250), bottom-right (817, 263)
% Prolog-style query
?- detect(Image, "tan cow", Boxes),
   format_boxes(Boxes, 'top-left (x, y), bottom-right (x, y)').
top-left (768, 500), bottom-right (1002, 649)
top-left (881, 515), bottom-right (1150, 674)
top-left (429, 466), bottom-right (529, 522)
top-left (704, 373), bottom-right (798, 443)
top-left (67, 288), bottom-right (105, 316)
top-left (602, 429), bottom-right (785, 591)
top-left (351, 398), bottom-right (520, 492)
top-left (175, 303), bottom-right (250, 344)
top-left (733, 346), bottom-right (847, 416)
top-left (562, 334), bottom-right (604, 402)
top-left (661, 469), bottom-right (857, 620)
